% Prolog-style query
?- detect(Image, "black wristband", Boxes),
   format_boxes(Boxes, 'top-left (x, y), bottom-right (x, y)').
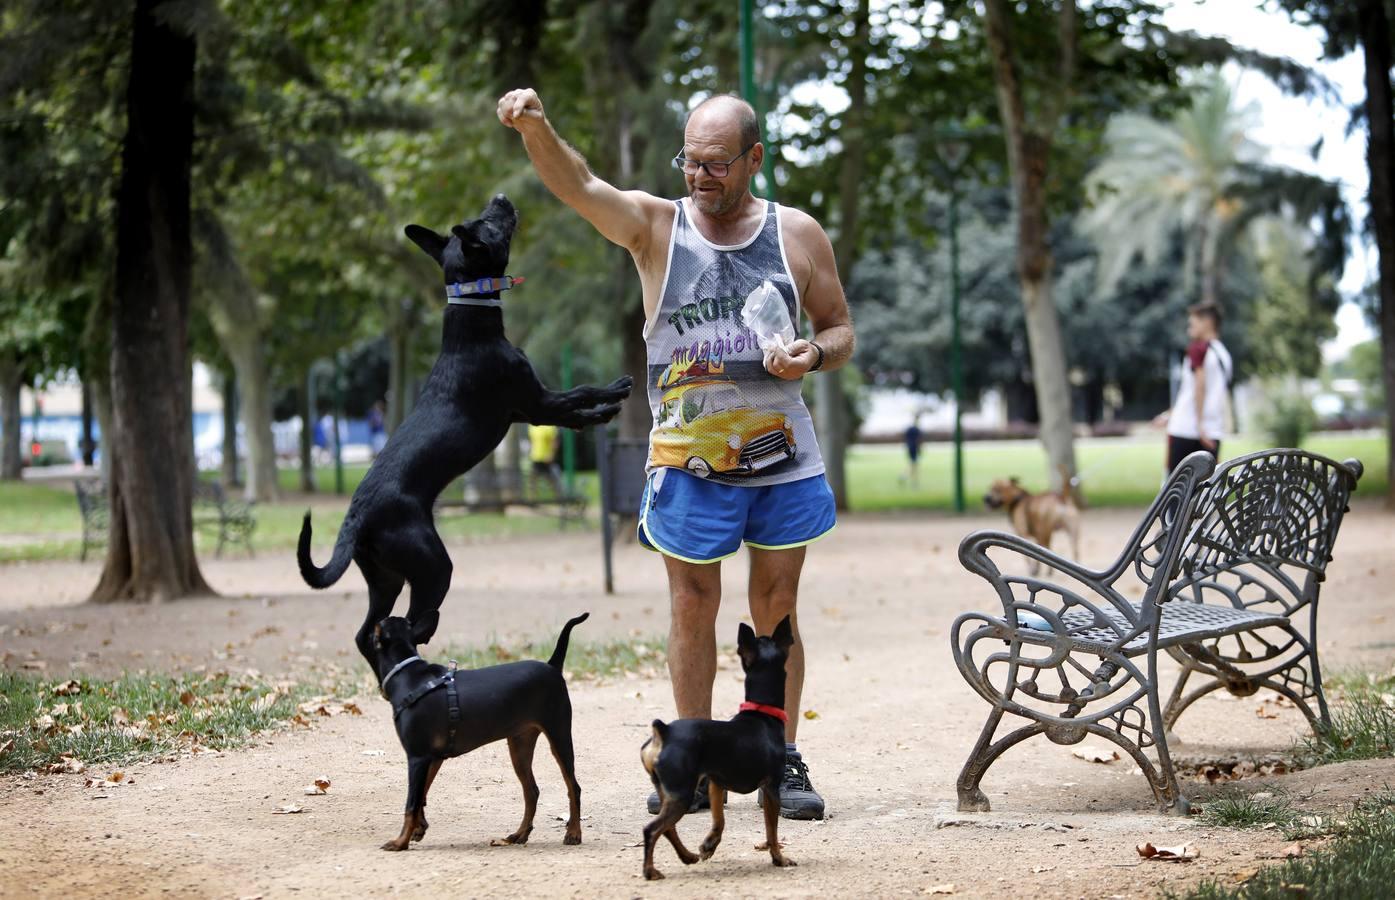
top-left (809, 341), bottom-right (825, 372)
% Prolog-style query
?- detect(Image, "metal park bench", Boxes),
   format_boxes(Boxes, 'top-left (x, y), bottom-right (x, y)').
top-left (950, 449), bottom-right (1363, 814)
top-left (450, 464), bottom-right (588, 528)
top-left (192, 480), bottom-right (256, 557)
top-left (73, 478), bottom-right (109, 562)
top-left (75, 478), bottom-right (256, 560)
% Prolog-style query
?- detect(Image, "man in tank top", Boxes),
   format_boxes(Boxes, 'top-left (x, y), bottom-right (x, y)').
top-left (499, 88), bottom-right (854, 820)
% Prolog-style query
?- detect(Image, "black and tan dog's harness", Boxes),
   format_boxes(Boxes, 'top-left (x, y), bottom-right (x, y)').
top-left (381, 655), bottom-right (462, 742)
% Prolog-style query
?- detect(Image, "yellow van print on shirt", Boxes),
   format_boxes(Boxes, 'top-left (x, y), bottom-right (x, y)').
top-left (650, 378), bottom-right (796, 478)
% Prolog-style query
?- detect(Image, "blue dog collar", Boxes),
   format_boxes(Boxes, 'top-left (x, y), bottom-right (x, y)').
top-left (445, 276), bottom-right (525, 307)
top-left (380, 654), bottom-right (422, 692)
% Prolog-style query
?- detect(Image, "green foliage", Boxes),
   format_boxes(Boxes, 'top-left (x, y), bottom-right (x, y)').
top-left (0, 669), bottom-right (359, 774)
top-left (1199, 788), bottom-right (1330, 840)
top-left (1170, 791), bottom-right (1395, 900)
top-left (1255, 378), bottom-right (1320, 447)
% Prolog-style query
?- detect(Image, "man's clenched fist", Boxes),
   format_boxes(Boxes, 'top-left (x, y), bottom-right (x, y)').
top-left (497, 89), bottom-right (544, 129)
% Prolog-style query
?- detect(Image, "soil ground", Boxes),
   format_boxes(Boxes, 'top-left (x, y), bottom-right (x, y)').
top-left (1, 503), bottom-right (1393, 899)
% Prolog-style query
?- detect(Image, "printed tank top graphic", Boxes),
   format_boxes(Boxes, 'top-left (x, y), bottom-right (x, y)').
top-left (642, 198), bottom-right (823, 486)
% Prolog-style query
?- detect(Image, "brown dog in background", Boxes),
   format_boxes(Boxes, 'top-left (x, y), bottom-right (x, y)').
top-left (982, 472), bottom-right (1082, 571)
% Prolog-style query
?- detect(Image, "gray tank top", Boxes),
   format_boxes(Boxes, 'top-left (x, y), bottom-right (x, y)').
top-left (641, 198), bottom-right (824, 486)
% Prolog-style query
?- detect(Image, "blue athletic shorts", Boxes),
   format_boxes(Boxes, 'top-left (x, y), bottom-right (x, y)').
top-left (636, 468), bottom-right (837, 564)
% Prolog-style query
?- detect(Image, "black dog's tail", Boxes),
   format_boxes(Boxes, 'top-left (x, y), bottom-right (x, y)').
top-left (547, 612), bottom-right (590, 669)
top-left (297, 511), bottom-right (358, 589)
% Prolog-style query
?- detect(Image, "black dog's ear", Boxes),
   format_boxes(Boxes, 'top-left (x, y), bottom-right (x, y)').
top-left (405, 224), bottom-right (448, 263)
top-left (770, 615), bottom-right (794, 652)
top-left (450, 222), bottom-right (482, 245)
top-left (737, 622), bottom-right (758, 669)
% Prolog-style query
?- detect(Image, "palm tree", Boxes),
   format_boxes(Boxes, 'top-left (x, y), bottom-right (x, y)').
top-left (1081, 73), bottom-right (1264, 307)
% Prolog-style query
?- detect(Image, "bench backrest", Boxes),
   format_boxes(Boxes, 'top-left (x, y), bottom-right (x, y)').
top-left (1167, 450), bottom-right (1362, 615)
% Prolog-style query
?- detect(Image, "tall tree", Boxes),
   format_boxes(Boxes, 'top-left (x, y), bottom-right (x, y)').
top-left (981, 0), bottom-right (1080, 488)
top-left (91, 0), bottom-right (211, 602)
top-left (1275, 0), bottom-right (1395, 505)
top-left (818, 0), bottom-right (869, 511)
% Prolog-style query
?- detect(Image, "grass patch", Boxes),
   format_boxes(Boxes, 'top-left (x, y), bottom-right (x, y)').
top-left (437, 634), bottom-right (669, 682)
top-left (1198, 788), bottom-right (1332, 841)
top-left (848, 432), bottom-right (1387, 512)
top-left (0, 669), bottom-right (360, 774)
top-left (1298, 670), bottom-right (1395, 767)
top-left (1172, 791), bottom-right (1395, 900)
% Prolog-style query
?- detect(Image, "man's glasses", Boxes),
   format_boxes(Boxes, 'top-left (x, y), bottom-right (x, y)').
top-left (672, 143), bottom-right (755, 178)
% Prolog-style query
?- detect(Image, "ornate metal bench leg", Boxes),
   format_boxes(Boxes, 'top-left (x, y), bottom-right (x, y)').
top-left (956, 707), bottom-right (1046, 813)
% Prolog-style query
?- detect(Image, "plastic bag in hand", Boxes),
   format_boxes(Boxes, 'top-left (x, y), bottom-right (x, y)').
top-left (740, 280), bottom-right (796, 352)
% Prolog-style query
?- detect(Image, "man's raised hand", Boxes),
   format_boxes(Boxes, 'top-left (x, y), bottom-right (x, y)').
top-left (497, 89), bottom-right (544, 130)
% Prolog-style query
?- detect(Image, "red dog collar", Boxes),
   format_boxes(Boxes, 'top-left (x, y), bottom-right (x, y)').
top-left (738, 701), bottom-right (788, 723)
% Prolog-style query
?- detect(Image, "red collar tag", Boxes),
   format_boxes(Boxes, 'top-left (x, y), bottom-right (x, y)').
top-left (738, 701), bottom-right (788, 723)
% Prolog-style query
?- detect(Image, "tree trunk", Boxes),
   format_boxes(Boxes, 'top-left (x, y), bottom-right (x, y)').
top-left (0, 352), bottom-right (22, 480)
top-left (1357, 0), bottom-right (1395, 507)
top-left (819, 0), bottom-right (869, 511)
top-left (228, 339), bottom-right (279, 502)
top-left (386, 297), bottom-right (413, 434)
top-left (80, 379), bottom-right (96, 467)
top-left (220, 365), bottom-right (240, 487)
top-left (982, 0), bottom-right (1079, 490)
top-left (91, 0), bottom-right (211, 602)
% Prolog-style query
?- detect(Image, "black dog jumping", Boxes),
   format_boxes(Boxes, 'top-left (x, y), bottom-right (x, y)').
top-left (372, 611), bottom-right (590, 851)
top-left (297, 195), bottom-right (632, 670)
top-left (639, 616), bottom-right (797, 880)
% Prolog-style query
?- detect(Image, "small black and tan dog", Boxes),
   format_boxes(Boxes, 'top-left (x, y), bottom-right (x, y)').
top-left (639, 616), bottom-right (797, 880)
top-left (372, 612), bottom-right (589, 851)
top-left (297, 195), bottom-right (631, 671)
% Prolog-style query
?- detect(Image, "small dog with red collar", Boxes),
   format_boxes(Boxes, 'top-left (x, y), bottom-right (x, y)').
top-left (639, 616), bottom-right (796, 880)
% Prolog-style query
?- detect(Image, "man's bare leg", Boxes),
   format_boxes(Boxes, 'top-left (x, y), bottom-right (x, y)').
top-left (748, 545), bottom-right (823, 819)
top-left (747, 546), bottom-right (806, 741)
top-left (664, 555), bottom-right (723, 720)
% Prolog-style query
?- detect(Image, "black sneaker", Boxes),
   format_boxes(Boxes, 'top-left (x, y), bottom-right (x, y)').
top-left (776, 752), bottom-right (825, 820)
top-left (646, 776), bottom-right (713, 814)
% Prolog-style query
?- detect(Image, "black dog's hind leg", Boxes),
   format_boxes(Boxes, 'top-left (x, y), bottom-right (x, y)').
top-left (642, 789), bottom-right (698, 881)
top-left (699, 781), bottom-right (727, 860)
top-left (384, 755), bottom-right (433, 851)
top-left (356, 556), bottom-right (405, 672)
top-left (492, 729), bottom-right (541, 846)
top-left (543, 715), bottom-right (583, 845)
top-left (388, 528), bottom-right (451, 646)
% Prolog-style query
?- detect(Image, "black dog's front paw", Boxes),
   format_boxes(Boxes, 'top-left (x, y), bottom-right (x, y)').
top-left (605, 375), bottom-right (634, 397)
top-left (409, 611), bottom-right (440, 646)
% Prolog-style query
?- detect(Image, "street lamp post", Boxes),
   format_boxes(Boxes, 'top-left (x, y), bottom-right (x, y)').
top-left (933, 126), bottom-right (971, 513)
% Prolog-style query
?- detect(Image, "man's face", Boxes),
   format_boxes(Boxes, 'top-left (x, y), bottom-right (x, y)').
top-left (1187, 312), bottom-right (1208, 341)
top-left (682, 113), bottom-right (759, 217)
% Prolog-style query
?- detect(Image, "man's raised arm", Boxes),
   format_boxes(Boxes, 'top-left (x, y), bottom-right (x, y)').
top-left (497, 88), bottom-right (663, 253)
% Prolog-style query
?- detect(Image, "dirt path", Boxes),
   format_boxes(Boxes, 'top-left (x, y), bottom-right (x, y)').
top-left (2, 505), bottom-right (1393, 899)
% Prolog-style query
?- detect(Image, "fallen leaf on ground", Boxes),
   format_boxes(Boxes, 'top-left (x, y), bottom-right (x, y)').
top-left (924, 885), bottom-right (956, 895)
top-left (1071, 746), bottom-right (1119, 764)
top-left (20, 660), bottom-right (46, 671)
top-left (804, 709), bottom-right (820, 720)
top-left (1277, 843), bottom-right (1304, 859)
top-left (272, 804), bottom-right (304, 814)
top-left (304, 778), bottom-right (331, 795)
top-left (106, 772), bottom-right (125, 783)
top-left (45, 756), bottom-right (84, 774)
top-left (178, 691), bottom-right (195, 706)
top-left (342, 702), bottom-right (362, 716)
top-left (50, 703), bottom-right (69, 717)
top-left (1137, 842), bottom-right (1199, 861)
top-left (1256, 705), bottom-right (1280, 719)
top-left (111, 708), bottom-right (130, 727)
top-left (52, 679), bottom-right (80, 695)
top-left (0, 739), bottom-right (13, 755)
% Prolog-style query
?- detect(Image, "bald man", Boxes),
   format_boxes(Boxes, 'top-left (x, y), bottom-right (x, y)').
top-left (499, 89), bottom-right (853, 820)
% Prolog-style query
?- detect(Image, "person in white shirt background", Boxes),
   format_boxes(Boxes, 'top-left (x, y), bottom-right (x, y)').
top-left (1154, 300), bottom-right (1233, 473)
